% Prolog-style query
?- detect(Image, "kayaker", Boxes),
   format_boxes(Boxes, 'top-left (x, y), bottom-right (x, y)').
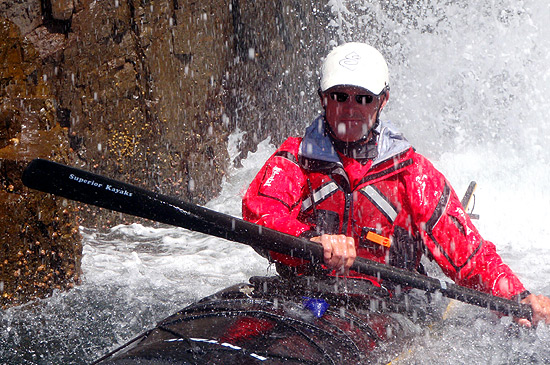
top-left (242, 42), bottom-right (550, 327)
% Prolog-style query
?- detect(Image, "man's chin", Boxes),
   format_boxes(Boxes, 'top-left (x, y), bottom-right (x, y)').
top-left (334, 135), bottom-right (365, 143)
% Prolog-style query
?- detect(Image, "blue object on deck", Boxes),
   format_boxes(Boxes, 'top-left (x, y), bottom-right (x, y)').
top-left (303, 297), bottom-right (330, 318)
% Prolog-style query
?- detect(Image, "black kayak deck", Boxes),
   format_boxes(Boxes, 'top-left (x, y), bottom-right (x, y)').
top-left (95, 276), bottom-right (441, 364)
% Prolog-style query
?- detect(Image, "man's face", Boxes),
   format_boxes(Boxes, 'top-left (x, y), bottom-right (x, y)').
top-left (321, 85), bottom-right (385, 142)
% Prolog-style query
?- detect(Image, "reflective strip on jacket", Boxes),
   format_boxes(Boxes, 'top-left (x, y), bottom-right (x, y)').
top-left (242, 117), bottom-right (526, 299)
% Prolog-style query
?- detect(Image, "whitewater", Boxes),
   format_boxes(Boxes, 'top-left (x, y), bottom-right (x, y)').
top-left (2, 0), bottom-right (550, 364)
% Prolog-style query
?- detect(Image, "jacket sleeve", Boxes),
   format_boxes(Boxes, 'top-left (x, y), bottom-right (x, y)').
top-left (242, 138), bottom-right (313, 267)
top-left (403, 153), bottom-right (527, 299)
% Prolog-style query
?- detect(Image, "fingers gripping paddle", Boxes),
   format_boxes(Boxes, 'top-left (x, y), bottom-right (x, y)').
top-left (22, 158), bottom-right (532, 320)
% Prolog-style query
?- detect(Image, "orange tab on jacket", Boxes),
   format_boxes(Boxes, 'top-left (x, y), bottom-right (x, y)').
top-left (366, 231), bottom-right (391, 248)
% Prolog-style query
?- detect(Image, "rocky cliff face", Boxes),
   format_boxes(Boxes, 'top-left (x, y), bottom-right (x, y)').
top-left (0, 0), bottom-right (331, 306)
top-left (0, 17), bottom-right (81, 307)
top-left (43, 0), bottom-right (232, 206)
top-left (224, 0), bottom-right (330, 156)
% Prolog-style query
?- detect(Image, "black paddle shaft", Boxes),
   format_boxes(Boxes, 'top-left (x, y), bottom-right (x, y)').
top-left (22, 158), bottom-right (532, 320)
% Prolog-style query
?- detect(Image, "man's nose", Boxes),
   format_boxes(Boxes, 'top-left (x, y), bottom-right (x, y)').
top-left (336, 102), bottom-right (360, 115)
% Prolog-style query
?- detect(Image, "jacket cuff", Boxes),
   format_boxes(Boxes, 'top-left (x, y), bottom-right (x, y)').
top-left (299, 229), bottom-right (319, 239)
top-left (511, 290), bottom-right (531, 302)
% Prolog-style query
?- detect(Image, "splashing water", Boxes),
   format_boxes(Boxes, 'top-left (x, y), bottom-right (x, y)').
top-left (329, 0), bottom-right (550, 156)
top-left (326, 0), bottom-right (550, 362)
top-left (1, 1), bottom-right (550, 364)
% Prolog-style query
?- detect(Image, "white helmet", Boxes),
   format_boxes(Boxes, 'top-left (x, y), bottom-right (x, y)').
top-left (320, 42), bottom-right (389, 95)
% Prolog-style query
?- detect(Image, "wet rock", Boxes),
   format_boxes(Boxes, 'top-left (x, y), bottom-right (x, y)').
top-left (24, 25), bottom-right (67, 59)
top-left (2, 0), bottom-right (332, 218)
top-left (0, 0), bottom-right (42, 35)
top-left (50, 0), bottom-right (74, 21)
top-left (49, 0), bottom-right (232, 208)
top-left (224, 0), bottom-right (331, 162)
top-left (0, 18), bottom-right (81, 308)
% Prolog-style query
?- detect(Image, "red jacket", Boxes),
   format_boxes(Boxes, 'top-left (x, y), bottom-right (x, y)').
top-left (242, 118), bottom-right (527, 300)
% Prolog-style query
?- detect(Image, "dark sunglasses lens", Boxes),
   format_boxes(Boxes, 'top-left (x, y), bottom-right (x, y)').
top-left (329, 91), bottom-right (374, 105)
top-left (355, 95), bottom-right (374, 105)
top-left (330, 92), bottom-right (349, 102)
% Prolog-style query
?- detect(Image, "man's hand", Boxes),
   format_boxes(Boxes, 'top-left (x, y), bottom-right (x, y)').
top-left (517, 294), bottom-right (550, 328)
top-left (310, 234), bottom-right (356, 273)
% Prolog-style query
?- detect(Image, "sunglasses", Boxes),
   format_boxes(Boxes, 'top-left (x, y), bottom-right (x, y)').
top-left (329, 91), bottom-right (376, 105)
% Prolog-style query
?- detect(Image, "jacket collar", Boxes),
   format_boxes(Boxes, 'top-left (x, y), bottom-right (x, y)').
top-left (299, 116), bottom-right (412, 167)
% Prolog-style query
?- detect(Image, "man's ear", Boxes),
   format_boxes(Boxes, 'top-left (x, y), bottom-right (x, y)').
top-left (380, 90), bottom-right (390, 110)
top-left (318, 88), bottom-right (327, 108)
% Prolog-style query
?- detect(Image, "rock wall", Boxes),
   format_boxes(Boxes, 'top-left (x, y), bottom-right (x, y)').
top-left (47, 0), bottom-right (232, 207)
top-left (0, 0), bottom-right (332, 306)
top-left (226, 0), bottom-right (330, 158)
top-left (2, 0), bottom-right (332, 215)
top-left (0, 18), bottom-right (81, 307)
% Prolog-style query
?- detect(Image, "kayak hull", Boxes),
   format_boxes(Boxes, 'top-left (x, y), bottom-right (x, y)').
top-left (95, 276), bottom-right (433, 364)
